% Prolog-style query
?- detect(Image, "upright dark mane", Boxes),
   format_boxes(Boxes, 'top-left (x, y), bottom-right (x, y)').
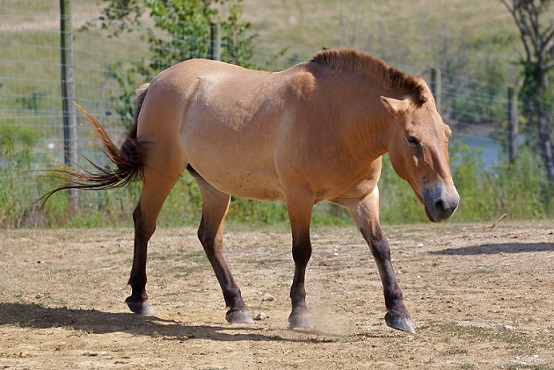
top-left (310, 49), bottom-right (429, 104)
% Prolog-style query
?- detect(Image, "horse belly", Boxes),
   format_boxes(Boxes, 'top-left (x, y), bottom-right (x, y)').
top-left (183, 128), bottom-right (284, 200)
top-left (179, 97), bottom-right (286, 196)
top-left (193, 160), bottom-right (285, 201)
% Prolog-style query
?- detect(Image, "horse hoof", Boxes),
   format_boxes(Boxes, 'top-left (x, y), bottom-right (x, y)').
top-left (288, 313), bottom-right (315, 329)
top-left (226, 309), bottom-right (254, 324)
top-left (126, 298), bottom-right (155, 315)
top-left (385, 311), bottom-right (415, 333)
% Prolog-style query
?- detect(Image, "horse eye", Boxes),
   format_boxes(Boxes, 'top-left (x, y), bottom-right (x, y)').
top-left (406, 136), bottom-right (419, 146)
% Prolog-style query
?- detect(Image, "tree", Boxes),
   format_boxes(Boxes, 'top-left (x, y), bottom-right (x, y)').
top-left (89, 0), bottom-right (255, 125)
top-left (501, 0), bottom-right (554, 182)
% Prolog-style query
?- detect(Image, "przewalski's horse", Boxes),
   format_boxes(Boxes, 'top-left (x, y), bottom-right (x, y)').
top-left (44, 49), bottom-right (459, 333)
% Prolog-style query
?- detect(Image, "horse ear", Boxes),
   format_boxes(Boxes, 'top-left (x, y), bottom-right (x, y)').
top-left (380, 96), bottom-right (410, 117)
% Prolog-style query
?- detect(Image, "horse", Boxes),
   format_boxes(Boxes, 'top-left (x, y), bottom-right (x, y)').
top-left (43, 49), bottom-right (460, 334)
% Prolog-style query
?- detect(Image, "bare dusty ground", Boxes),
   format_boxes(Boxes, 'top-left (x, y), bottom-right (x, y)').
top-left (0, 221), bottom-right (553, 369)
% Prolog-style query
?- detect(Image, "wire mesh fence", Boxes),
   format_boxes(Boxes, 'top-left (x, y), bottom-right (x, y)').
top-left (0, 0), bottom-right (549, 224)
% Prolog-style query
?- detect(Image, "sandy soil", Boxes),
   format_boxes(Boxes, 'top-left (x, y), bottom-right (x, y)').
top-left (0, 221), bottom-right (553, 369)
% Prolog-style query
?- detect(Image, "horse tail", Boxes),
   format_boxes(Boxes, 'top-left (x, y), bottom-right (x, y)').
top-left (39, 83), bottom-right (151, 205)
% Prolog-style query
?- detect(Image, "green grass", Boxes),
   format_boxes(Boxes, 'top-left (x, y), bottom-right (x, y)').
top-left (440, 347), bottom-right (469, 356)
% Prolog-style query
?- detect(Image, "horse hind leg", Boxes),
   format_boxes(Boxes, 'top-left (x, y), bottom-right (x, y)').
top-left (126, 199), bottom-right (156, 315)
top-left (190, 168), bottom-right (254, 324)
top-left (126, 151), bottom-right (185, 315)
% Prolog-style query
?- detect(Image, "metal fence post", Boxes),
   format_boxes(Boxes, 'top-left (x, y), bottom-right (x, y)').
top-left (209, 22), bottom-right (221, 61)
top-left (60, 0), bottom-right (78, 213)
top-left (430, 68), bottom-right (442, 114)
top-left (507, 86), bottom-right (518, 164)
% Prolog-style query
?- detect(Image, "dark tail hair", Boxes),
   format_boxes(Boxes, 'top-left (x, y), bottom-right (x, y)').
top-left (39, 83), bottom-right (151, 206)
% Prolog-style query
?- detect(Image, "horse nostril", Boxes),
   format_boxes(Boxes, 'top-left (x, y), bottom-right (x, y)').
top-left (434, 199), bottom-right (446, 213)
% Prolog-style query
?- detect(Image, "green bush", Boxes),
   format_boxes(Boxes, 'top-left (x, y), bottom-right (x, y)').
top-left (449, 140), bottom-right (495, 221)
top-left (449, 140), bottom-right (552, 221)
top-left (492, 146), bottom-right (551, 218)
top-left (0, 125), bottom-right (43, 227)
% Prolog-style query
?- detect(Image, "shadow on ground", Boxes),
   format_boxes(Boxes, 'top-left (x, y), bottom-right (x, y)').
top-left (0, 302), bottom-right (311, 343)
top-left (430, 242), bottom-right (554, 255)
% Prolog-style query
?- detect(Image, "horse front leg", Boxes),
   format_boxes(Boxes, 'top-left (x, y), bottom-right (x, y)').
top-left (286, 192), bottom-right (316, 329)
top-left (365, 224), bottom-right (415, 333)
top-left (345, 189), bottom-right (415, 333)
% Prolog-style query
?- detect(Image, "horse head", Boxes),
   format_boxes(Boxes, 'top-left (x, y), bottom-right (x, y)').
top-left (381, 78), bottom-right (460, 222)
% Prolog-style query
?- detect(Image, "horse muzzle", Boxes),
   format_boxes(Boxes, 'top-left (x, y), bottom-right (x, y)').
top-left (423, 183), bottom-right (460, 222)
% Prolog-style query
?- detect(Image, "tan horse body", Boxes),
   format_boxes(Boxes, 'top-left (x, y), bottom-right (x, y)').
top-left (140, 57), bottom-right (382, 203)
top-left (46, 49), bottom-right (459, 333)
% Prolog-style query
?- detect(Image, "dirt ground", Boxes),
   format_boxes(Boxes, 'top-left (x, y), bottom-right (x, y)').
top-left (0, 220), bottom-right (553, 369)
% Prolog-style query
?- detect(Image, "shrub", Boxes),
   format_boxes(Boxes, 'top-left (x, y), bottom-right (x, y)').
top-left (0, 125), bottom-right (41, 227)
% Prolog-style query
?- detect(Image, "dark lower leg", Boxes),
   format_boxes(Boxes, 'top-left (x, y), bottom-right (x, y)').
top-left (362, 226), bottom-right (414, 333)
top-left (199, 220), bottom-right (252, 323)
top-left (208, 259), bottom-right (251, 323)
top-left (126, 203), bottom-right (155, 315)
top-left (288, 236), bottom-right (314, 328)
top-left (285, 194), bottom-right (315, 329)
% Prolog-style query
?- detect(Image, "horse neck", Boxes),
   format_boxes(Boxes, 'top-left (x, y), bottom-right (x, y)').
top-left (333, 81), bottom-right (392, 163)
top-left (300, 64), bottom-right (397, 165)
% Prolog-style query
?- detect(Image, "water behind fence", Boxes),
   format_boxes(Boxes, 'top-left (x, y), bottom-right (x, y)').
top-left (0, 0), bottom-right (528, 212)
